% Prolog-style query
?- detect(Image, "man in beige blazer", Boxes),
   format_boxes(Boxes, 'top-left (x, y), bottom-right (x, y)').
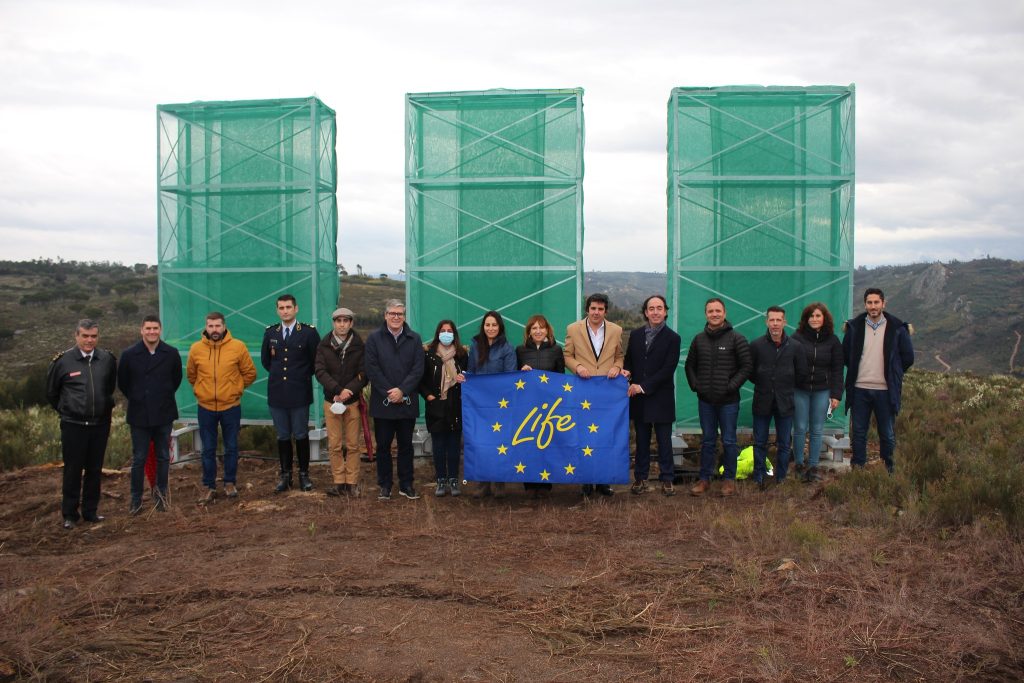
top-left (563, 293), bottom-right (625, 496)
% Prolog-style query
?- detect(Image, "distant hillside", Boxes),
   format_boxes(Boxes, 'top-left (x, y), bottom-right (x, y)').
top-left (852, 259), bottom-right (1024, 376)
top-left (1, 259), bottom-right (1020, 386)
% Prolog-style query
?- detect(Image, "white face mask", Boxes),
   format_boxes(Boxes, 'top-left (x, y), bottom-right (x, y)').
top-left (438, 331), bottom-right (455, 346)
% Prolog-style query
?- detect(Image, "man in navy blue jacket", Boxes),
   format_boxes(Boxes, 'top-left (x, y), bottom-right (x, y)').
top-left (364, 299), bottom-right (424, 501)
top-left (842, 288), bottom-right (914, 473)
top-left (624, 295), bottom-right (681, 496)
top-left (118, 315), bottom-right (182, 514)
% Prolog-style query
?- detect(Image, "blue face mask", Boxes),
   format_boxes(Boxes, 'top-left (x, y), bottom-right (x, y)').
top-left (438, 331), bottom-right (455, 346)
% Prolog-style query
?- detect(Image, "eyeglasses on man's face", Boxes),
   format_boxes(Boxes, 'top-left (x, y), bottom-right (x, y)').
top-left (386, 311), bottom-right (405, 318)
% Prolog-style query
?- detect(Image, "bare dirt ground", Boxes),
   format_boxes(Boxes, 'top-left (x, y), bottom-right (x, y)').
top-left (1, 455), bottom-right (1022, 682)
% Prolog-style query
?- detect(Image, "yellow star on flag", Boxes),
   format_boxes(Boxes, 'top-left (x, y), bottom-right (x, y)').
top-left (492, 422), bottom-right (502, 432)
top-left (588, 423), bottom-right (599, 433)
top-left (564, 464), bottom-right (576, 475)
top-left (515, 379), bottom-right (526, 390)
top-left (582, 446), bottom-right (593, 456)
top-left (515, 462), bottom-right (526, 473)
top-left (580, 400), bottom-right (591, 410)
top-left (539, 373), bottom-right (549, 383)
top-left (497, 444), bottom-right (508, 455)
top-left (539, 469), bottom-right (551, 481)
top-left (498, 398), bottom-right (509, 408)
top-left (562, 382), bottom-right (573, 392)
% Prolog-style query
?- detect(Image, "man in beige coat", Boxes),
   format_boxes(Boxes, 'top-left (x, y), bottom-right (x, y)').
top-left (563, 293), bottom-right (625, 496)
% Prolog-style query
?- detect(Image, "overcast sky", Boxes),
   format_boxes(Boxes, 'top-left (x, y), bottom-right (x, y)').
top-left (1, 0), bottom-right (1021, 273)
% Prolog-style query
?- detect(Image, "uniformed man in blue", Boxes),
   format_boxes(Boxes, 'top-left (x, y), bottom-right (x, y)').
top-left (261, 294), bottom-right (321, 493)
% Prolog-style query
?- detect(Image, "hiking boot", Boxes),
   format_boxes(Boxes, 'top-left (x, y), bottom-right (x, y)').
top-left (199, 488), bottom-right (217, 504)
top-left (690, 479), bottom-right (710, 497)
top-left (399, 486), bottom-right (420, 500)
top-left (298, 471), bottom-right (313, 492)
top-left (661, 481), bottom-right (675, 497)
top-left (224, 483), bottom-right (238, 498)
top-left (493, 482), bottom-right (506, 499)
top-left (434, 479), bottom-right (447, 497)
top-left (274, 473), bottom-right (292, 493)
top-left (720, 480), bottom-right (737, 497)
top-left (631, 479), bottom-right (648, 495)
top-left (803, 466), bottom-right (822, 483)
top-left (448, 478), bottom-right (461, 497)
top-left (378, 486), bottom-right (392, 501)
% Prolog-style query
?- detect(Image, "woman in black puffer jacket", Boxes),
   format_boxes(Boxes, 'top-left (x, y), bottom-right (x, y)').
top-left (791, 302), bottom-right (844, 482)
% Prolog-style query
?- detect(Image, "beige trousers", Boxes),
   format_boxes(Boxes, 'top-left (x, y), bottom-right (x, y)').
top-left (324, 400), bottom-right (362, 485)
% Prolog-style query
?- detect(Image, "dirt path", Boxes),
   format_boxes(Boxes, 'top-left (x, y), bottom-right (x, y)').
top-left (1, 459), bottom-right (1022, 681)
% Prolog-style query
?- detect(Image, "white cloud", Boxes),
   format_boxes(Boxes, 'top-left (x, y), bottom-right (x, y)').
top-left (0, 0), bottom-right (1022, 272)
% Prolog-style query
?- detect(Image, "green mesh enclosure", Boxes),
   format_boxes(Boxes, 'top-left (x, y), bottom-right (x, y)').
top-left (668, 85), bottom-right (855, 430)
top-left (157, 97), bottom-right (338, 423)
top-left (405, 89), bottom-right (583, 345)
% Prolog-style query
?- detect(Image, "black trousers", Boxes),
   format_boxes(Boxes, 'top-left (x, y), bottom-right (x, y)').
top-left (60, 421), bottom-right (110, 520)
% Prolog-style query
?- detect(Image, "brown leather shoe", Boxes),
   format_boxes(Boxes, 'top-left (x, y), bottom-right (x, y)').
top-left (690, 479), bottom-right (710, 496)
top-left (720, 479), bottom-right (737, 497)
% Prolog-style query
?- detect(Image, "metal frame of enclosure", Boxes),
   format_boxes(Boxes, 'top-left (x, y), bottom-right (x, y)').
top-left (404, 89), bottom-right (584, 345)
top-left (668, 85), bottom-right (855, 431)
top-left (157, 97), bottom-right (338, 433)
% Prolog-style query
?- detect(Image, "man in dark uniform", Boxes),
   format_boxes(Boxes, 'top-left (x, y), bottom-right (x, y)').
top-left (46, 319), bottom-right (117, 529)
top-left (261, 294), bottom-right (320, 492)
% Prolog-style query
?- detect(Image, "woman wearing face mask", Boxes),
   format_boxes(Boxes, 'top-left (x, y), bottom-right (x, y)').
top-left (420, 320), bottom-right (468, 497)
top-left (791, 302), bottom-right (844, 482)
top-left (515, 314), bottom-right (565, 497)
top-left (467, 310), bottom-right (517, 498)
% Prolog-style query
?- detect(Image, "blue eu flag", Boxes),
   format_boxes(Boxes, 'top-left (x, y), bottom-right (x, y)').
top-left (463, 370), bottom-right (629, 484)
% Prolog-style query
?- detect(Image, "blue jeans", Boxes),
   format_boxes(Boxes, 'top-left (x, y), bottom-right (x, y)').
top-left (851, 388), bottom-right (896, 472)
top-left (431, 431), bottom-right (461, 480)
top-left (634, 421), bottom-right (675, 482)
top-left (697, 400), bottom-right (739, 481)
top-left (130, 423), bottom-right (172, 506)
top-left (752, 412), bottom-right (793, 481)
top-left (269, 405), bottom-right (310, 441)
top-left (793, 389), bottom-right (830, 469)
top-left (198, 404), bottom-right (241, 490)
top-left (375, 418), bottom-right (415, 491)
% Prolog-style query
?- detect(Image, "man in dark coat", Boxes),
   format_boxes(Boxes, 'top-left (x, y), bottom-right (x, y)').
top-left (684, 298), bottom-right (752, 497)
top-left (748, 306), bottom-right (808, 488)
top-left (842, 288), bottom-right (914, 473)
top-left (261, 294), bottom-right (321, 493)
top-left (46, 318), bottom-right (117, 529)
top-left (624, 295), bottom-right (681, 496)
top-left (118, 314), bottom-right (183, 513)
top-left (364, 299), bottom-right (424, 501)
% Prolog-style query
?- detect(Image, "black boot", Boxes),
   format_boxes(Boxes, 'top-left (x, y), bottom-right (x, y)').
top-left (275, 439), bottom-right (293, 493)
top-left (296, 438), bottom-right (313, 491)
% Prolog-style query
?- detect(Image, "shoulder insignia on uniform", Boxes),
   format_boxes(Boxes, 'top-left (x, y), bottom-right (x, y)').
top-left (51, 350), bottom-right (67, 362)
top-left (266, 324), bottom-right (279, 331)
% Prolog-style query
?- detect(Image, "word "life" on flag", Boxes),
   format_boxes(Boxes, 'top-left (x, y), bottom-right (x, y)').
top-left (462, 370), bottom-right (630, 484)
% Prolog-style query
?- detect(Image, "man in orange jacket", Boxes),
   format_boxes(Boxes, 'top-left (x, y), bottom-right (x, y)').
top-left (186, 311), bottom-right (257, 503)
